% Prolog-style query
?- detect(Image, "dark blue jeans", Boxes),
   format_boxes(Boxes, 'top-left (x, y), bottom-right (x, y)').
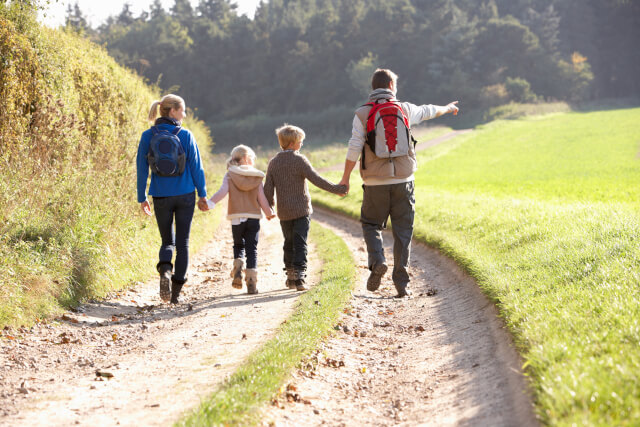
top-left (232, 218), bottom-right (260, 269)
top-left (153, 191), bottom-right (196, 283)
top-left (280, 216), bottom-right (310, 272)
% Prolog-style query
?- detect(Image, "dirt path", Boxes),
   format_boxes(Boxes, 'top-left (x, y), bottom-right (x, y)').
top-left (0, 213), bottom-right (315, 426)
top-left (264, 208), bottom-right (538, 426)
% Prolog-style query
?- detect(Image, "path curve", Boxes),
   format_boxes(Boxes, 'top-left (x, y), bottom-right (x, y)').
top-left (265, 207), bottom-right (538, 426)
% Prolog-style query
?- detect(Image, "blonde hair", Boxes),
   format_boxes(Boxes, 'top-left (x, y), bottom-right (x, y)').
top-left (148, 94), bottom-right (185, 122)
top-left (226, 144), bottom-right (256, 168)
top-left (275, 124), bottom-right (305, 150)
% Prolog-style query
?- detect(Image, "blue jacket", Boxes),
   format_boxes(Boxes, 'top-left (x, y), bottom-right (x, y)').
top-left (136, 124), bottom-right (207, 203)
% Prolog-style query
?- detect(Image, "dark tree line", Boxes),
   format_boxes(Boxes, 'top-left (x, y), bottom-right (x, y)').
top-left (66, 0), bottom-right (639, 133)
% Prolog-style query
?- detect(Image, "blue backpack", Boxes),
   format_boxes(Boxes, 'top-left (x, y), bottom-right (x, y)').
top-left (147, 126), bottom-right (186, 177)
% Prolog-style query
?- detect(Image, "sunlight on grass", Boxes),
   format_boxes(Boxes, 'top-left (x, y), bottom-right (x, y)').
top-left (310, 106), bottom-right (640, 425)
top-left (178, 222), bottom-right (356, 426)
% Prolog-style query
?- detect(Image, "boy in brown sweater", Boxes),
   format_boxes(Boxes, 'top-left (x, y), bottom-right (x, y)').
top-left (264, 124), bottom-right (347, 291)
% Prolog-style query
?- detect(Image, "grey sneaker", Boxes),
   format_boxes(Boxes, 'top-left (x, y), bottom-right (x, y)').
top-left (366, 263), bottom-right (388, 292)
top-left (159, 270), bottom-right (172, 302)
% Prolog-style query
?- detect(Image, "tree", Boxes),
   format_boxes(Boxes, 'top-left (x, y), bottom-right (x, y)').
top-left (64, 2), bottom-right (90, 34)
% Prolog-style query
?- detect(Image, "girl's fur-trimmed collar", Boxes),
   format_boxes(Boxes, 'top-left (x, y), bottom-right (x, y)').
top-left (228, 165), bottom-right (265, 178)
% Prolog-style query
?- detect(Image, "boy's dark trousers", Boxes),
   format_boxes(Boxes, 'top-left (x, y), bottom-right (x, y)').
top-left (360, 181), bottom-right (415, 292)
top-left (279, 216), bottom-right (310, 272)
top-left (232, 218), bottom-right (261, 269)
top-left (153, 191), bottom-right (196, 283)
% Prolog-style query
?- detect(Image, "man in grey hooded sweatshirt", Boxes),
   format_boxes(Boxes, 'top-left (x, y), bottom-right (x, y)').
top-left (338, 68), bottom-right (459, 298)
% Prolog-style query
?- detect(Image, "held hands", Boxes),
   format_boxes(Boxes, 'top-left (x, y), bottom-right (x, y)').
top-left (267, 213), bottom-right (276, 221)
top-left (141, 200), bottom-right (152, 216)
top-left (197, 197), bottom-right (209, 211)
top-left (338, 178), bottom-right (350, 197)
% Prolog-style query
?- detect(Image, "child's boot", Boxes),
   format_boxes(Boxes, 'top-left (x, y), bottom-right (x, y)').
top-left (170, 277), bottom-right (186, 304)
top-left (285, 267), bottom-right (297, 289)
top-left (294, 270), bottom-right (307, 292)
top-left (231, 258), bottom-right (245, 289)
top-left (245, 268), bottom-right (258, 294)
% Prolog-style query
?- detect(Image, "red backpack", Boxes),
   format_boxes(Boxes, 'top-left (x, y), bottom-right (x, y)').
top-left (363, 99), bottom-right (416, 161)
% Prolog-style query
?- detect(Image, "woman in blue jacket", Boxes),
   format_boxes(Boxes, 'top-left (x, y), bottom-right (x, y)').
top-left (136, 94), bottom-right (208, 304)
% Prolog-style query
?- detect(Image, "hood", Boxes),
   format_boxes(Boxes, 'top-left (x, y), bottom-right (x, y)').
top-left (368, 88), bottom-right (396, 103)
top-left (228, 165), bottom-right (264, 191)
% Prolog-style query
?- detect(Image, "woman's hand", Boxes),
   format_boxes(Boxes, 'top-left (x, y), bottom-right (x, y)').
top-left (197, 197), bottom-right (209, 211)
top-left (141, 201), bottom-right (152, 216)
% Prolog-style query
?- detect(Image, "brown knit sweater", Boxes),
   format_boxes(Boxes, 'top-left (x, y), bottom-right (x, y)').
top-left (264, 150), bottom-right (346, 221)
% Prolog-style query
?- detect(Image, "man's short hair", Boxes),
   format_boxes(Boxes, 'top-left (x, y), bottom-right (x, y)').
top-left (275, 124), bottom-right (306, 149)
top-left (371, 68), bottom-right (398, 90)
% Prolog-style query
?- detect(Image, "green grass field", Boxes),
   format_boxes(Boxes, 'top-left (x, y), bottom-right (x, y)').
top-left (310, 107), bottom-right (640, 425)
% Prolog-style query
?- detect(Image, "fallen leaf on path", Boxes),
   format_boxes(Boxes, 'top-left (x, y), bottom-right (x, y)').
top-left (324, 358), bottom-right (345, 368)
top-left (61, 314), bottom-right (79, 323)
top-left (95, 370), bottom-right (114, 378)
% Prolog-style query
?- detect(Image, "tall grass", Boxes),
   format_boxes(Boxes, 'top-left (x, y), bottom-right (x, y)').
top-left (0, 5), bottom-right (221, 327)
top-left (310, 107), bottom-right (640, 425)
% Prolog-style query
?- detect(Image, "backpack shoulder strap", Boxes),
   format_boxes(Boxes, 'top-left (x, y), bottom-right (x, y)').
top-left (150, 126), bottom-right (159, 136)
top-left (171, 126), bottom-right (182, 136)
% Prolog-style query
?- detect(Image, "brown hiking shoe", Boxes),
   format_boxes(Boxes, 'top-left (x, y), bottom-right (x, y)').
top-left (366, 263), bottom-right (388, 292)
top-left (294, 270), bottom-right (307, 291)
top-left (159, 270), bottom-right (172, 302)
top-left (285, 268), bottom-right (297, 289)
top-left (394, 287), bottom-right (413, 298)
top-left (231, 258), bottom-right (245, 289)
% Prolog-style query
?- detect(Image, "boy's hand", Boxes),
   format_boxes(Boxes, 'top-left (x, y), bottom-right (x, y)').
top-left (267, 214), bottom-right (276, 221)
top-left (338, 179), bottom-right (350, 196)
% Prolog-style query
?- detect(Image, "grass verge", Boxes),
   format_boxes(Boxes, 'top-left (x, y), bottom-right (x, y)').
top-left (178, 221), bottom-right (356, 426)
top-left (309, 107), bottom-right (640, 425)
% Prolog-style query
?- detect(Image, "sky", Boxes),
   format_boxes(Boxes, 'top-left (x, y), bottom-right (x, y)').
top-left (39, 0), bottom-right (263, 28)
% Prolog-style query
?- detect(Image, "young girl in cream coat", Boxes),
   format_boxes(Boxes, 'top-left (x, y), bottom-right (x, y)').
top-left (206, 145), bottom-right (275, 294)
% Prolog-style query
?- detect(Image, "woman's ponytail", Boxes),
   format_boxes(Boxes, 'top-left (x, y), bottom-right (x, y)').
top-left (148, 100), bottom-right (161, 122)
top-left (148, 95), bottom-right (185, 122)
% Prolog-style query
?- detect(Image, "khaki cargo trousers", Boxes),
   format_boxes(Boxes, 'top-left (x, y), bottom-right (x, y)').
top-left (360, 181), bottom-right (415, 292)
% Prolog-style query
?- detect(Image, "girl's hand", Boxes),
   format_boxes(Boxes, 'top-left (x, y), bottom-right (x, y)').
top-left (267, 214), bottom-right (276, 220)
top-left (141, 201), bottom-right (152, 216)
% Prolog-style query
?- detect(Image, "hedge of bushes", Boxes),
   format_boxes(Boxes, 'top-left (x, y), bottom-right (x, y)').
top-left (0, 4), bottom-right (219, 327)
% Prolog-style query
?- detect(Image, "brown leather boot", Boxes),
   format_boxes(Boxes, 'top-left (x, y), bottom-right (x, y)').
top-left (285, 268), bottom-right (297, 289)
top-left (294, 270), bottom-right (307, 291)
